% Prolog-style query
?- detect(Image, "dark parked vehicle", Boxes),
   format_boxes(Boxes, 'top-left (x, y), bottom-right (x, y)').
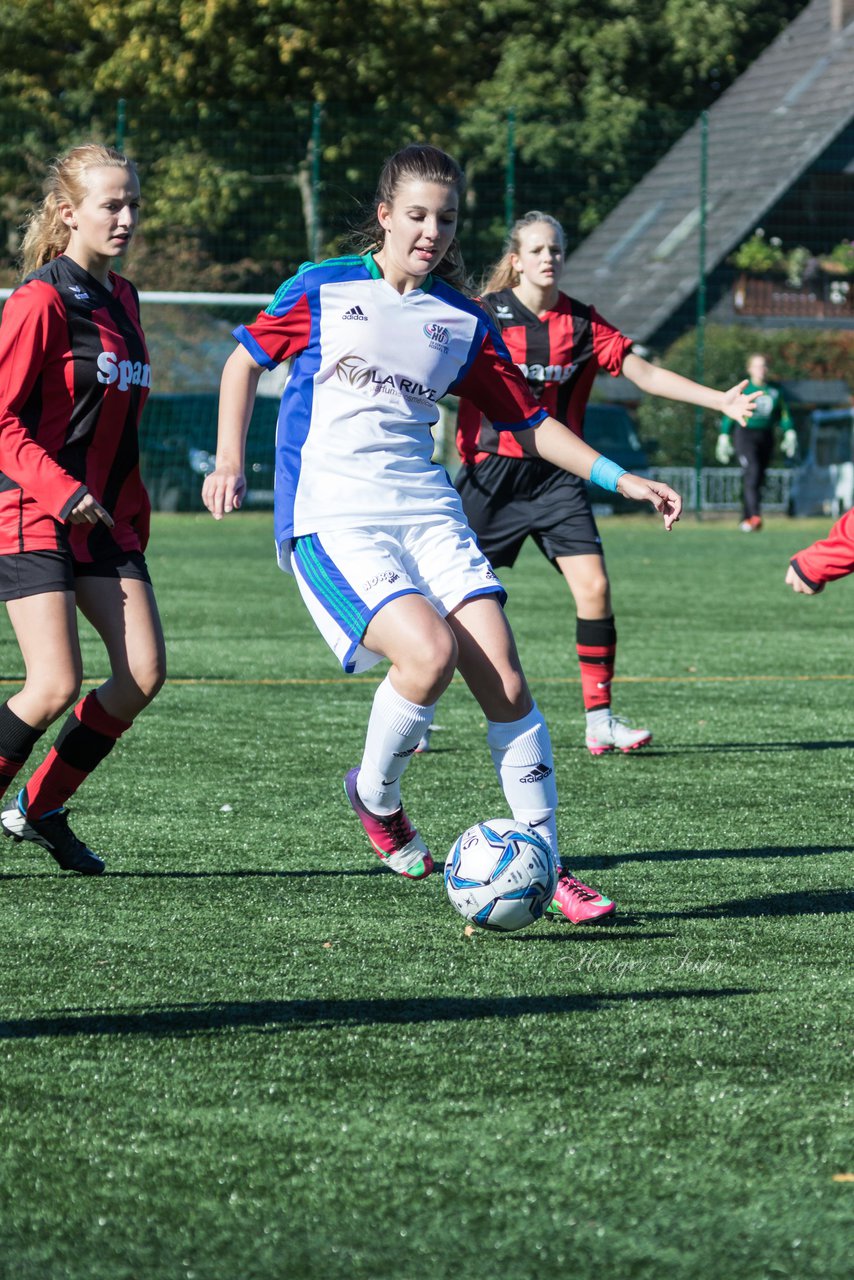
top-left (583, 403), bottom-right (651, 506)
top-left (138, 393), bottom-right (277, 511)
top-left (139, 396), bottom-right (651, 514)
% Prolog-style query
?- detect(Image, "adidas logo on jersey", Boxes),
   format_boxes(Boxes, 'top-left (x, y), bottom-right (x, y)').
top-left (519, 763), bottom-right (554, 784)
top-left (342, 305), bottom-right (368, 321)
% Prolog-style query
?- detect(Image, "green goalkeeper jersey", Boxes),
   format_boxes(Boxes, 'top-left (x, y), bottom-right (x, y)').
top-left (721, 380), bottom-right (793, 434)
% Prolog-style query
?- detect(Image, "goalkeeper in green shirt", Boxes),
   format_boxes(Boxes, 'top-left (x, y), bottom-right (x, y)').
top-left (716, 353), bottom-right (796, 531)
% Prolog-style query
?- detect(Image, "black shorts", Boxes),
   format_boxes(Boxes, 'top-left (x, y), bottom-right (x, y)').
top-left (455, 454), bottom-right (603, 569)
top-left (0, 548), bottom-right (151, 602)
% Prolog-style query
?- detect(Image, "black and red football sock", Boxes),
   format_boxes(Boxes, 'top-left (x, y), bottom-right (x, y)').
top-left (576, 615), bottom-right (617, 712)
top-left (0, 702), bottom-right (44, 803)
top-left (22, 691), bottom-right (131, 819)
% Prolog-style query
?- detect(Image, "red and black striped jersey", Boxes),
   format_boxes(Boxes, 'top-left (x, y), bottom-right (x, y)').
top-left (456, 287), bottom-right (632, 463)
top-left (0, 254), bottom-right (151, 559)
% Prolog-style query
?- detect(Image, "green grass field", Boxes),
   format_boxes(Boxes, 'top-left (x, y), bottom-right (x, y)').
top-left (0, 513), bottom-right (851, 1280)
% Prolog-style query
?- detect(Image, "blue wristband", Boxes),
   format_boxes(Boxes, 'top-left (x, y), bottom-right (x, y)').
top-left (590, 456), bottom-right (627, 494)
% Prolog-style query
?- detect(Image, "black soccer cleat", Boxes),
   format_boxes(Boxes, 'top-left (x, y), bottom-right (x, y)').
top-left (1, 795), bottom-right (105, 875)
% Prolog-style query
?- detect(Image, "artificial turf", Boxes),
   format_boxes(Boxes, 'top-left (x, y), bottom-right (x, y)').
top-left (0, 513), bottom-right (851, 1280)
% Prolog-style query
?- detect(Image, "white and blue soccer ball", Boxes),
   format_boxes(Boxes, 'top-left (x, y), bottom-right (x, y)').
top-left (444, 818), bottom-right (558, 932)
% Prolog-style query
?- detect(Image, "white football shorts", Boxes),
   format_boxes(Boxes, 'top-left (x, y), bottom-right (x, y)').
top-left (289, 517), bottom-right (506, 673)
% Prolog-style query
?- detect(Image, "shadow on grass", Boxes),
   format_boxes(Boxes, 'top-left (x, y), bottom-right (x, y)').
top-left (508, 928), bottom-right (676, 944)
top-left (0, 865), bottom-right (390, 881)
top-left (0, 987), bottom-right (755, 1040)
top-left (645, 887), bottom-right (852, 921)
top-left (557, 740), bottom-right (854, 758)
top-left (571, 844), bottom-right (854, 871)
top-left (675, 740), bottom-right (854, 754)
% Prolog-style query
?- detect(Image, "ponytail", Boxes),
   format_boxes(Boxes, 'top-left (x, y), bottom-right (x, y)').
top-left (482, 211), bottom-right (565, 295)
top-left (20, 143), bottom-right (136, 278)
top-left (349, 143), bottom-right (471, 294)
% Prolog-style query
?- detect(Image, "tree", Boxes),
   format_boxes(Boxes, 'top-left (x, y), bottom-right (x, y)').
top-left (0, 0), bottom-right (811, 288)
top-left (457, 0), bottom-right (809, 260)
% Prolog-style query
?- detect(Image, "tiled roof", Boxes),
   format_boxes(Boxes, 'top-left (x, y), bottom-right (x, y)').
top-left (560, 0), bottom-right (854, 343)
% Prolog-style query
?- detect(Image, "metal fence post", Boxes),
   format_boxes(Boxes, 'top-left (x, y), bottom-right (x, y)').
top-left (694, 109), bottom-right (708, 516)
top-left (505, 109), bottom-right (516, 232)
top-left (310, 102), bottom-right (322, 261)
top-left (116, 98), bottom-right (126, 152)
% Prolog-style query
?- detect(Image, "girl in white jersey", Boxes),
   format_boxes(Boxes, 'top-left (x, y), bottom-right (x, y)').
top-left (203, 145), bottom-right (682, 924)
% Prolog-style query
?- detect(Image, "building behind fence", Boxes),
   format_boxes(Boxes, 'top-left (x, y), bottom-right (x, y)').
top-left (0, 0), bottom-right (852, 511)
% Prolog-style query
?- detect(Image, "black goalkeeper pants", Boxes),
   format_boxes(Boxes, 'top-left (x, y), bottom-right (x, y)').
top-left (735, 427), bottom-right (774, 519)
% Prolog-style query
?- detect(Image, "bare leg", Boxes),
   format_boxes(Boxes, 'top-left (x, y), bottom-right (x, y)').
top-left (5, 592), bottom-right (82, 728)
top-left (445, 595), bottom-right (530, 722)
top-left (20, 577), bottom-right (166, 821)
top-left (555, 553), bottom-right (611, 619)
top-left (75, 576), bottom-right (167, 720)
top-left (361, 593), bottom-right (457, 706)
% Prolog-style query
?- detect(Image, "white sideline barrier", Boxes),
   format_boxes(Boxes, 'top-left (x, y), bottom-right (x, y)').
top-left (647, 467), bottom-right (795, 514)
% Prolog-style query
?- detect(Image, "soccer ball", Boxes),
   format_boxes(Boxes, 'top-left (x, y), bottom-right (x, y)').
top-left (444, 818), bottom-right (558, 932)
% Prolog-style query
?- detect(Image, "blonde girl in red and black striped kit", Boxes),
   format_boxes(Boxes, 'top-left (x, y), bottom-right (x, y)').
top-left (0, 144), bottom-right (165, 873)
top-left (455, 212), bottom-right (759, 753)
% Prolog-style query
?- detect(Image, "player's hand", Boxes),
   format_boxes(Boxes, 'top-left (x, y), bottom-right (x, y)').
top-left (67, 493), bottom-right (114, 527)
top-left (202, 466), bottom-right (247, 519)
top-left (721, 380), bottom-right (761, 427)
top-left (616, 473), bottom-right (682, 531)
top-left (715, 432), bottom-right (734, 465)
top-left (782, 428), bottom-right (798, 459)
top-left (785, 563), bottom-right (823, 595)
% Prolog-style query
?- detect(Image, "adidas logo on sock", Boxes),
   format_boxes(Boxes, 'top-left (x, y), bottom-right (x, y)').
top-left (342, 305), bottom-right (368, 321)
top-left (519, 762), bottom-right (553, 784)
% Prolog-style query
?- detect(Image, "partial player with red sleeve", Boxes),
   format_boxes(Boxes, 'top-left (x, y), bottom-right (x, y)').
top-left (455, 211), bottom-right (759, 759)
top-left (785, 509), bottom-right (854, 594)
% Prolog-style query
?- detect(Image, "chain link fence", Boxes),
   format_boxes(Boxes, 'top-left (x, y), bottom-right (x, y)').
top-left (0, 75), bottom-right (852, 512)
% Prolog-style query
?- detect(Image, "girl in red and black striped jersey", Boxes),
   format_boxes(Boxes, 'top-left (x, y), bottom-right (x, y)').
top-left (0, 144), bottom-right (165, 873)
top-left (455, 213), bottom-right (758, 754)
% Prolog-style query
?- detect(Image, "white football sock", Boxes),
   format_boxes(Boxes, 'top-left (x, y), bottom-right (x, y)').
top-left (586, 706), bottom-right (611, 730)
top-left (486, 703), bottom-right (560, 868)
top-left (357, 674), bottom-right (435, 815)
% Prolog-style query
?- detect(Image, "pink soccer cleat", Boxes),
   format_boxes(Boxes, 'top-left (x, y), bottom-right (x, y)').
top-left (343, 768), bottom-right (434, 879)
top-left (545, 871), bottom-right (616, 924)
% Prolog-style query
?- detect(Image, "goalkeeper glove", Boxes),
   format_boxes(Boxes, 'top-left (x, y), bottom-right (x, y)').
top-left (782, 428), bottom-right (798, 459)
top-left (715, 433), bottom-right (734, 465)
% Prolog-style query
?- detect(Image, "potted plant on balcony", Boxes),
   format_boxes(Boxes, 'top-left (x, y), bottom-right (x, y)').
top-left (732, 232), bottom-right (853, 318)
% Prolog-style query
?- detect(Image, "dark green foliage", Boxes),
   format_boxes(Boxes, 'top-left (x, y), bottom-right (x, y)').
top-left (0, 1), bottom-right (808, 288)
top-left (0, 513), bottom-right (851, 1278)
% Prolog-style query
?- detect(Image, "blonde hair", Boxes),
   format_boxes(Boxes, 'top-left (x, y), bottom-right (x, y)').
top-left (350, 144), bottom-right (470, 293)
top-left (20, 143), bottom-right (137, 277)
top-left (483, 211), bottom-right (565, 294)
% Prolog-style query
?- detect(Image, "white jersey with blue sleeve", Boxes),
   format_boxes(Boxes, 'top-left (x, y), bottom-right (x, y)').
top-left (233, 251), bottom-right (547, 566)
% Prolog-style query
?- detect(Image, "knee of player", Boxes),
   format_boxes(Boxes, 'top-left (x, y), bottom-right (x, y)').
top-left (582, 571), bottom-right (610, 610)
top-left (407, 626), bottom-right (458, 700)
top-left (137, 660), bottom-right (167, 705)
top-left (499, 671), bottom-right (532, 718)
top-left (429, 628), bottom-right (459, 687)
top-left (40, 678), bottom-right (83, 722)
top-left (125, 654), bottom-right (167, 709)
